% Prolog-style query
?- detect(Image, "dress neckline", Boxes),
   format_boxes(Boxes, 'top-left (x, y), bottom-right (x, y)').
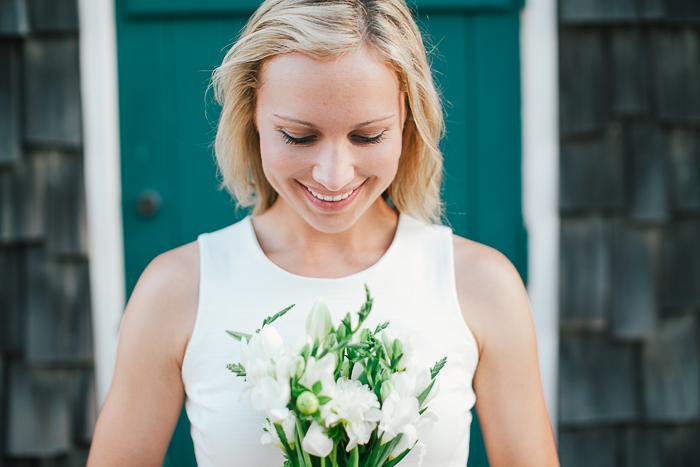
top-left (243, 212), bottom-right (405, 282)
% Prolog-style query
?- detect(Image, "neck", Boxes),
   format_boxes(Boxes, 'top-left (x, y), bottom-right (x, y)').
top-left (250, 197), bottom-right (399, 278)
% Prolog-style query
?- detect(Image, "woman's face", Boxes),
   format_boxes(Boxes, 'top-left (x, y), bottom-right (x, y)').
top-left (255, 46), bottom-right (406, 233)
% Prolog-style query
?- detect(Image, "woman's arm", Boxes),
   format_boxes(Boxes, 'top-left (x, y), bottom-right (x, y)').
top-left (454, 236), bottom-right (559, 467)
top-left (87, 243), bottom-right (200, 467)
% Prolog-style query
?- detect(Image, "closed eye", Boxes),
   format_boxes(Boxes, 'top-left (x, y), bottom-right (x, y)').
top-left (351, 131), bottom-right (386, 145)
top-left (281, 131), bottom-right (315, 145)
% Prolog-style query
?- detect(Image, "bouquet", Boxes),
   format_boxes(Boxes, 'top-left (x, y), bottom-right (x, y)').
top-left (226, 286), bottom-right (447, 467)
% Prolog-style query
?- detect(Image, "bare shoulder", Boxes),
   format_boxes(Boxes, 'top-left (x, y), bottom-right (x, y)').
top-left (122, 240), bottom-right (200, 368)
top-left (452, 234), bottom-right (532, 356)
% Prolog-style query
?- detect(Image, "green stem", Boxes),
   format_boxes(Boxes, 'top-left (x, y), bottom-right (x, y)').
top-left (349, 446), bottom-right (359, 467)
top-left (320, 457), bottom-right (326, 467)
top-left (295, 416), bottom-right (313, 467)
top-left (330, 444), bottom-right (338, 467)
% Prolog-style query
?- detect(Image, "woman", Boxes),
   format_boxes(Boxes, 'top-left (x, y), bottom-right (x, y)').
top-left (88, 0), bottom-right (559, 465)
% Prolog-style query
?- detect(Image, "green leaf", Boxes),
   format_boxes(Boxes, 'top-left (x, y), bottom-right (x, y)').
top-left (225, 330), bottom-right (252, 342)
top-left (430, 356), bottom-right (448, 379)
top-left (262, 304), bottom-right (295, 328)
top-left (373, 321), bottom-right (390, 335)
top-left (225, 363), bottom-right (246, 377)
top-left (313, 381), bottom-right (322, 395)
top-left (273, 423), bottom-right (297, 466)
top-left (416, 380), bottom-right (435, 408)
top-left (317, 396), bottom-right (332, 405)
top-left (383, 447), bottom-right (411, 467)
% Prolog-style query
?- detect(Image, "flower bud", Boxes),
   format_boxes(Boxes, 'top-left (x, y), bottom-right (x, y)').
top-left (382, 331), bottom-right (395, 360)
top-left (392, 339), bottom-right (403, 359)
top-left (341, 358), bottom-right (350, 378)
top-left (380, 380), bottom-right (396, 403)
top-left (306, 298), bottom-right (334, 342)
top-left (297, 391), bottom-right (320, 415)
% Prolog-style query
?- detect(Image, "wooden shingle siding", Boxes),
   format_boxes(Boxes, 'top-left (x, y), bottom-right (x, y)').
top-left (559, 123), bottom-right (626, 211)
top-left (642, 314), bottom-right (700, 421)
top-left (0, 41), bottom-right (22, 167)
top-left (26, 247), bottom-right (92, 363)
top-left (0, 0), bottom-right (95, 462)
top-left (23, 37), bottom-right (81, 147)
top-left (559, 333), bottom-right (638, 425)
top-left (26, 0), bottom-right (78, 34)
top-left (0, 0), bottom-right (28, 36)
top-left (668, 128), bottom-right (700, 213)
top-left (559, 216), bottom-right (612, 329)
top-left (559, 0), bottom-right (700, 463)
top-left (630, 122), bottom-right (670, 223)
top-left (0, 152), bottom-right (47, 242)
top-left (558, 428), bottom-right (617, 467)
top-left (559, 29), bottom-right (609, 136)
top-left (611, 28), bottom-right (650, 116)
top-left (653, 28), bottom-right (700, 124)
top-left (611, 220), bottom-right (658, 340)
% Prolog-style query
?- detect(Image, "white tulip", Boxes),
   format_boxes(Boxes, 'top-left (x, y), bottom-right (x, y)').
top-left (260, 413), bottom-right (296, 449)
top-left (299, 354), bottom-right (337, 391)
top-left (249, 375), bottom-right (291, 423)
top-left (390, 411), bottom-right (438, 466)
top-left (306, 298), bottom-right (334, 343)
top-left (377, 390), bottom-right (419, 443)
top-left (302, 420), bottom-right (334, 457)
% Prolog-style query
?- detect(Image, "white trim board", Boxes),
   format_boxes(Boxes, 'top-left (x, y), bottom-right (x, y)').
top-left (521, 0), bottom-right (560, 436)
top-left (78, 0), bottom-right (125, 409)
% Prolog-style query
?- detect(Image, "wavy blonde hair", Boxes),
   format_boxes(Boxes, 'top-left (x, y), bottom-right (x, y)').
top-left (211, 0), bottom-right (445, 223)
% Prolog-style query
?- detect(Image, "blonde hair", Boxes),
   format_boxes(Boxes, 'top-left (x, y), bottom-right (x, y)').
top-left (211, 0), bottom-right (445, 224)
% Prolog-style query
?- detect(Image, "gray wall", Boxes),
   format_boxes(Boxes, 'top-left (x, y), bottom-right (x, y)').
top-left (0, 0), bottom-right (96, 465)
top-left (558, 1), bottom-right (700, 465)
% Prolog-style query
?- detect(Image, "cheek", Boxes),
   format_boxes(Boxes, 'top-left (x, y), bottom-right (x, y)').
top-left (259, 132), bottom-right (307, 178)
top-left (360, 140), bottom-right (402, 177)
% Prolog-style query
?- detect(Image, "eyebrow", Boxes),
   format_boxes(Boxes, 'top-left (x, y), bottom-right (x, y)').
top-left (272, 113), bottom-right (396, 130)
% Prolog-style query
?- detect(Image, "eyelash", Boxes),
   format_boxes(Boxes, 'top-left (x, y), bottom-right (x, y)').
top-left (280, 131), bottom-right (386, 146)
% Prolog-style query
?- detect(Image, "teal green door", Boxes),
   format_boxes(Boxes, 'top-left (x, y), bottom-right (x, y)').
top-left (115, 1), bottom-right (524, 466)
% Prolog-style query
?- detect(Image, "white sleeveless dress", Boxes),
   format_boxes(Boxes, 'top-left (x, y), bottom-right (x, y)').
top-left (182, 213), bottom-right (479, 466)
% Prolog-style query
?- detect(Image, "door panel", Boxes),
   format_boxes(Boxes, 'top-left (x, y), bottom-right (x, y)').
top-left (116, 1), bottom-right (523, 466)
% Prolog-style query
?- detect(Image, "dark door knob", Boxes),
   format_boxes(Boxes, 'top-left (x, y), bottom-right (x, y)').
top-left (136, 189), bottom-right (162, 218)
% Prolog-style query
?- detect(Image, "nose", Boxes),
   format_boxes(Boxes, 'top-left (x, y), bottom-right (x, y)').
top-left (312, 141), bottom-right (355, 192)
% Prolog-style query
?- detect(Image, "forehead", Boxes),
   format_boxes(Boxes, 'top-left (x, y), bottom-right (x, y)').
top-left (256, 48), bottom-right (403, 122)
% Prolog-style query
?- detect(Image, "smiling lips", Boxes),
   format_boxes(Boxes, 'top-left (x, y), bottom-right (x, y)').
top-left (303, 184), bottom-right (360, 202)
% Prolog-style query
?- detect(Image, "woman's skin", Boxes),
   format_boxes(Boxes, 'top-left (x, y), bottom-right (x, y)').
top-left (87, 46), bottom-right (559, 466)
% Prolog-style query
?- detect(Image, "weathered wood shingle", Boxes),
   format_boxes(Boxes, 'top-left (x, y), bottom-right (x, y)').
top-left (611, 28), bottom-right (650, 116)
top-left (23, 37), bottom-right (81, 146)
top-left (668, 128), bottom-right (700, 214)
top-left (0, 246), bottom-right (24, 354)
top-left (560, 0), bottom-right (638, 24)
top-left (558, 427), bottom-right (617, 467)
top-left (642, 314), bottom-right (700, 422)
top-left (560, 123), bottom-right (626, 211)
top-left (0, 0), bottom-right (28, 36)
top-left (653, 28), bottom-right (700, 124)
top-left (559, 28), bottom-right (609, 136)
top-left (46, 152), bottom-right (87, 256)
top-left (630, 122), bottom-right (669, 223)
top-left (560, 216), bottom-right (612, 329)
top-left (611, 220), bottom-right (658, 340)
top-left (6, 363), bottom-right (71, 457)
top-left (0, 41), bottom-right (22, 167)
top-left (0, 151), bottom-right (48, 242)
top-left (559, 333), bottom-right (638, 425)
top-left (25, 247), bottom-right (92, 364)
top-left (27, 0), bottom-right (78, 33)
top-left (659, 219), bottom-right (700, 309)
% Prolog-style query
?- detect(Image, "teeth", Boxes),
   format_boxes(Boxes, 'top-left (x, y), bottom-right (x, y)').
top-left (308, 187), bottom-right (354, 202)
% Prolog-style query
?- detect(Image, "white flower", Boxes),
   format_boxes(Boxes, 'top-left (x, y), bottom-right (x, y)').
top-left (302, 420), bottom-right (334, 457)
top-left (321, 377), bottom-right (382, 451)
top-left (390, 411), bottom-right (438, 466)
top-left (249, 375), bottom-right (291, 423)
top-left (306, 298), bottom-right (334, 343)
top-left (377, 390), bottom-right (419, 443)
top-left (241, 325), bottom-right (284, 367)
top-left (392, 365), bottom-right (437, 410)
top-left (299, 354), bottom-right (337, 391)
top-left (274, 344), bottom-right (305, 381)
top-left (380, 331), bottom-right (416, 371)
top-left (260, 413), bottom-right (296, 449)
